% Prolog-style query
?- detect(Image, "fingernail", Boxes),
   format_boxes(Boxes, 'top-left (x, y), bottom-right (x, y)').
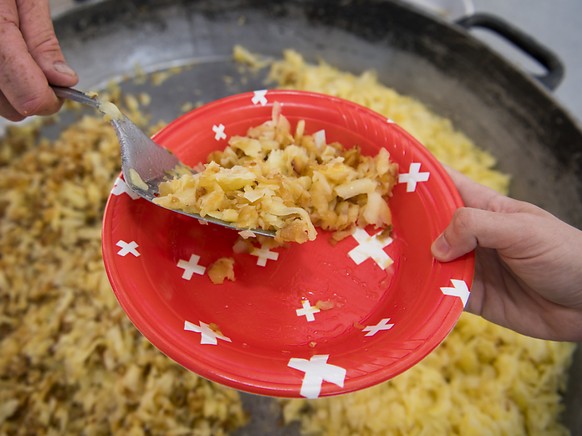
top-left (53, 61), bottom-right (77, 77)
top-left (432, 233), bottom-right (450, 258)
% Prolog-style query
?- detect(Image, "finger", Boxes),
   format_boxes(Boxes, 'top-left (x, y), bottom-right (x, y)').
top-left (431, 207), bottom-right (528, 261)
top-left (445, 166), bottom-right (538, 215)
top-left (17, 0), bottom-right (78, 87)
top-left (0, 90), bottom-right (25, 121)
top-left (0, 3), bottom-right (60, 117)
top-left (445, 167), bottom-right (501, 210)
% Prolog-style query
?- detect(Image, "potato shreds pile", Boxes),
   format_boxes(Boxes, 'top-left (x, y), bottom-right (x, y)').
top-left (154, 103), bottom-right (398, 243)
top-left (0, 101), bottom-right (246, 433)
top-left (263, 48), bottom-right (512, 194)
top-left (260, 49), bottom-right (576, 435)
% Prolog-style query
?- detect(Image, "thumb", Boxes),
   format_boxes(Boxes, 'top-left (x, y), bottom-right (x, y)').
top-left (18, 1), bottom-right (78, 87)
top-left (431, 207), bottom-right (523, 262)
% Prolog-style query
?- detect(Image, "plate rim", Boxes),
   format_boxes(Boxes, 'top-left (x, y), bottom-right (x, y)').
top-left (102, 89), bottom-right (474, 397)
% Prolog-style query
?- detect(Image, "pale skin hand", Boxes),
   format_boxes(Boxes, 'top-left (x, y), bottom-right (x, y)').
top-left (431, 169), bottom-right (582, 342)
top-left (0, 0), bottom-right (78, 121)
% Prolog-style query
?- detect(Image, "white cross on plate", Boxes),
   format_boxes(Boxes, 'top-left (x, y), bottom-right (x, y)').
top-left (296, 300), bottom-right (320, 322)
top-left (111, 177), bottom-right (140, 199)
top-left (348, 228), bottom-right (394, 270)
top-left (177, 254), bottom-right (206, 280)
top-left (252, 89), bottom-right (268, 106)
top-left (288, 355), bottom-right (347, 399)
top-left (116, 240), bottom-right (140, 257)
top-left (363, 318), bottom-right (395, 336)
top-left (398, 162), bottom-right (430, 192)
top-left (440, 279), bottom-right (470, 307)
top-left (212, 124), bottom-right (227, 141)
top-left (184, 320), bottom-right (232, 345)
top-left (251, 247), bottom-right (279, 267)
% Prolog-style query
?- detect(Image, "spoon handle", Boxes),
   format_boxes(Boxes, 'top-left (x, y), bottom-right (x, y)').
top-left (52, 86), bottom-right (101, 109)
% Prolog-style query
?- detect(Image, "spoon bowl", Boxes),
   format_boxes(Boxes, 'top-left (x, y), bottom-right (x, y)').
top-left (52, 86), bottom-right (275, 237)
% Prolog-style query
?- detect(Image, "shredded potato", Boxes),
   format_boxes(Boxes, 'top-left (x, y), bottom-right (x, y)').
top-left (207, 257), bottom-right (236, 284)
top-left (267, 50), bottom-right (510, 193)
top-left (154, 103), bottom-right (398, 243)
top-left (0, 90), bottom-right (246, 435)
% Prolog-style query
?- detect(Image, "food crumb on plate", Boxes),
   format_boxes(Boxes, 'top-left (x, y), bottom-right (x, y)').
top-left (207, 257), bottom-right (236, 284)
top-left (154, 102), bottom-right (399, 244)
top-left (315, 300), bottom-right (335, 311)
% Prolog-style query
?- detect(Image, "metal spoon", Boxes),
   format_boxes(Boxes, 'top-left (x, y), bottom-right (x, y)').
top-left (52, 86), bottom-right (275, 237)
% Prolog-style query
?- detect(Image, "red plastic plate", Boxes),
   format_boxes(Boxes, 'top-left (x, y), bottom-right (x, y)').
top-left (102, 90), bottom-right (473, 398)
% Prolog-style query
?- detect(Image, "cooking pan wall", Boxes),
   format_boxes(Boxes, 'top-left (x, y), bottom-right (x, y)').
top-left (52, 0), bottom-right (582, 433)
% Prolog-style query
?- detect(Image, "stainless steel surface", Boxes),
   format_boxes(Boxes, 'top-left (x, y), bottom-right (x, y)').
top-left (53, 86), bottom-right (276, 237)
top-left (406, 0), bottom-right (474, 19)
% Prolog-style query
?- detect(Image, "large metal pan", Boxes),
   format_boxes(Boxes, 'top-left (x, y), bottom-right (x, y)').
top-left (51, 0), bottom-right (582, 433)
